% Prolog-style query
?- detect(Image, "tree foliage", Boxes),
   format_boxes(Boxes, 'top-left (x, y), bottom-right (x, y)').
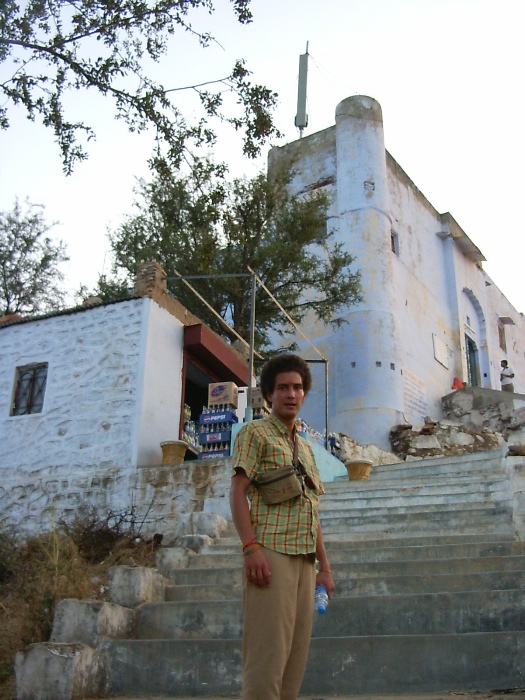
top-left (0, 199), bottom-right (69, 315)
top-left (0, 0), bottom-right (279, 174)
top-left (101, 159), bottom-right (362, 352)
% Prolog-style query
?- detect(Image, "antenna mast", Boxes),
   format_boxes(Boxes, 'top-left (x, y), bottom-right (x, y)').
top-left (294, 42), bottom-right (309, 138)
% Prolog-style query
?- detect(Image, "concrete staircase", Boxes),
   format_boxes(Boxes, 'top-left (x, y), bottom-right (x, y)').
top-left (17, 448), bottom-right (525, 697)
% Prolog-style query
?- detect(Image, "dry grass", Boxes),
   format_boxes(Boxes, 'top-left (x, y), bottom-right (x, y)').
top-left (0, 514), bottom-right (160, 700)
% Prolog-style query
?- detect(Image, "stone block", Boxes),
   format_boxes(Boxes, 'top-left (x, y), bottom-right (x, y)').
top-left (412, 434), bottom-right (441, 449)
top-left (449, 432), bottom-right (475, 446)
top-left (156, 547), bottom-right (195, 576)
top-left (51, 599), bottom-right (135, 646)
top-left (15, 642), bottom-right (107, 700)
top-left (190, 511), bottom-right (229, 538)
top-left (179, 534), bottom-right (214, 553)
top-left (202, 495), bottom-right (231, 520)
top-left (109, 566), bottom-right (166, 608)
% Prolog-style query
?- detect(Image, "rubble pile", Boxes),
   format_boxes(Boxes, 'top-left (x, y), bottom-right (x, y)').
top-left (389, 419), bottom-right (503, 461)
top-left (442, 386), bottom-right (525, 436)
top-left (338, 434), bottom-right (402, 466)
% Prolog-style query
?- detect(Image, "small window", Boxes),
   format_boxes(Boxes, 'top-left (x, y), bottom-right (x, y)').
top-left (498, 323), bottom-right (507, 352)
top-left (391, 230), bottom-right (400, 255)
top-left (11, 363), bottom-right (48, 415)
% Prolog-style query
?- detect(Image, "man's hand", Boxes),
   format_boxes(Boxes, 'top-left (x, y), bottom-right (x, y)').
top-left (316, 569), bottom-right (335, 599)
top-left (244, 547), bottom-right (272, 588)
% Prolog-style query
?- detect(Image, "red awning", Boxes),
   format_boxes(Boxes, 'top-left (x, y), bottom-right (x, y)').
top-left (183, 324), bottom-right (249, 386)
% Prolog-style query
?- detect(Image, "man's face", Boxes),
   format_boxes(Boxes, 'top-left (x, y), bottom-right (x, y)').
top-left (267, 371), bottom-right (305, 425)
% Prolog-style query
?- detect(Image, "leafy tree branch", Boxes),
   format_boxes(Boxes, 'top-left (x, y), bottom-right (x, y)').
top-left (0, 0), bottom-right (279, 173)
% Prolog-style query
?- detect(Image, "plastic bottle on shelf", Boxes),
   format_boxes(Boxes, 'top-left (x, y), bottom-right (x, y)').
top-left (314, 585), bottom-right (329, 614)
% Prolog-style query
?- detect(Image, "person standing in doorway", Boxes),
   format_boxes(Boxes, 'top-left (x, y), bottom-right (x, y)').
top-left (500, 360), bottom-right (515, 392)
top-left (230, 353), bottom-right (334, 700)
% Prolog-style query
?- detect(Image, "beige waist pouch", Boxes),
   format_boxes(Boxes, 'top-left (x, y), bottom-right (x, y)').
top-left (255, 466), bottom-right (302, 505)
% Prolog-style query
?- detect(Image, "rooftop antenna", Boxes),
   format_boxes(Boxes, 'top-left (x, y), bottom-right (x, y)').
top-left (294, 42), bottom-right (309, 137)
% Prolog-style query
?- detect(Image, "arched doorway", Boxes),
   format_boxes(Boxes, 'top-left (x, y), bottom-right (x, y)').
top-left (465, 334), bottom-right (479, 387)
top-left (462, 288), bottom-right (489, 388)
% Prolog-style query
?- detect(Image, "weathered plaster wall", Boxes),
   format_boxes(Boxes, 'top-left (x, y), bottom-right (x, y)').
top-left (387, 159), bottom-right (457, 421)
top-left (135, 302), bottom-right (184, 466)
top-left (268, 94), bottom-right (525, 450)
top-left (0, 300), bottom-right (145, 473)
top-left (0, 457), bottom-right (232, 538)
top-left (0, 298), bottom-right (186, 474)
top-left (0, 296), bottom-right (217, 537)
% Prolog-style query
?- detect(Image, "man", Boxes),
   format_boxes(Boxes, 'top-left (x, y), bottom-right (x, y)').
top-left (230, 353), bottom-right (334, 700)
top-left (500, 359), bottom-right (515, 393)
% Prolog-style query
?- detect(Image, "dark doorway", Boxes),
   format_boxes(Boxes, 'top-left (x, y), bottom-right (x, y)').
top-left (465, 335), bottom-right (479, 387)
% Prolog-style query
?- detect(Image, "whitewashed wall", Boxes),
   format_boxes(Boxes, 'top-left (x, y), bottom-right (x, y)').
top-left (0, 300), bottom-right (145, 472)
top-left (135, 301), bottom-right (185, 466)
top-left (269, 95), bottom-right (525, 450)
top-left (0, 298), bottom-right (186, 534)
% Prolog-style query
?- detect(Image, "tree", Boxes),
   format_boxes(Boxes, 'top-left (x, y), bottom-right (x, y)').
top-left (0, 0), bottom-right (279, 174)
top-left (101, 159), bottom-right (362, 352)
top-left (0, 199), bottom-right (69, 315)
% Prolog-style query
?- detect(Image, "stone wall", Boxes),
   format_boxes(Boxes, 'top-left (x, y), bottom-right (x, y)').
top-left (442, 386), bottom-right (525, 435)
top-left (0, 458), bottom-right (232, 540)
top-left (0, 300), bottom-right (146, 473)
top-left (389, 420), bottom-right (503, 460)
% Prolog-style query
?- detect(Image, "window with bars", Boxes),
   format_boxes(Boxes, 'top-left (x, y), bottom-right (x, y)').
top-left (11, 363), bottom-right (48, 416)
top-left (498, 322), bottom-right (507, 352)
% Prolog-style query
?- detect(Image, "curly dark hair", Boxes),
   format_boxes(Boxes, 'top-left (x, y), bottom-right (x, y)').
top-left (259, 354), bottom-right (312, 406)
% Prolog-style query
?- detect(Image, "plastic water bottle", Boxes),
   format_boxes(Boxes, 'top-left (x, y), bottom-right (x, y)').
top-left (314, 584), bottom-right (329, 614)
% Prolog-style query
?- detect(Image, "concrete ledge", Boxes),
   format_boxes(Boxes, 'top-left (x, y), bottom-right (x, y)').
top-left (51, 599), bottom-right (135, 646)
top-left (99, 632), bottom-right (525, 696)
top-left (15, 642), bottom-right (107, 700)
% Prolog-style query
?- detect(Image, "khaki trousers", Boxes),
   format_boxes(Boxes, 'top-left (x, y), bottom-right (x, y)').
top-left (241, 547), bottom-right (316, 700)
top-left (502, 383), bottom-right (514, 393)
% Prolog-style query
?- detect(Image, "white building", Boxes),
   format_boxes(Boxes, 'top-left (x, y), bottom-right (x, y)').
top-left (0, 264), bottom-right (249, 534)
top-left (270, 95), bottom-right (525, 450)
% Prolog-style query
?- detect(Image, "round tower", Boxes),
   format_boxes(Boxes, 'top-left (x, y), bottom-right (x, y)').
top-left (332, 95), bottom-right (405, 449)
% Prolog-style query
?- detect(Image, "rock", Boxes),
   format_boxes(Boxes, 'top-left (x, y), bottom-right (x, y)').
top-left (156, 546), bottom-right (195, 576)
top-left (108, 566), bottom-right (167, 608)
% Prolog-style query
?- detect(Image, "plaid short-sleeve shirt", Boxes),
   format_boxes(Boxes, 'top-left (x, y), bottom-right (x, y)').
top-left (231, 413), bottom-right (324, 555)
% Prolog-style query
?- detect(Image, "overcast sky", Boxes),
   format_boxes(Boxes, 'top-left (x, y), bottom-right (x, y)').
top-left (1, 0), bottom-right (524, 312)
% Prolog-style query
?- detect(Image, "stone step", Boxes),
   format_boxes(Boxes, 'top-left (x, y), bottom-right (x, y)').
top-left (335, 464), bottom-right (507, 487)
top-left (360, 449), bottom-right (505, 478)
top-left (168, 554), bottom-right (525, 587)
top-left (327, 468), bottom-right (509, 491)
top-left (209, 531), bottom-right (518, 550)
top-left (313, 588), bottom-right (525, 637)
top-left (99, 631), bottom-right (525, 696)
top-left (136, 588), bottom-right (525, 640)
top-left (321, 500), bottom-right (511, 523)
top-left (319, 505), bottom-right (515, 537)
top-left (165, 568), bottom-right (525, 602)
top-left (336, 568), bottom-right (525, 597)
top-left (189, 539), bottom-right (525, 570)
top-left (321, 478), bottom-right (510, 508)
